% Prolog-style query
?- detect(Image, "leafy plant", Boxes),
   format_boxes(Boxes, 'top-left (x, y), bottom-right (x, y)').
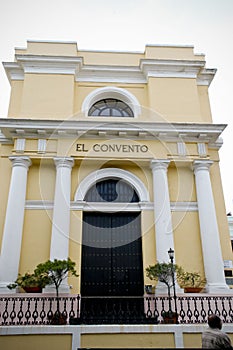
top-left (176, 268), bottom-right (206, 289)
top-left (7, 271), bottom-right (49, 291)
top-left (146, 262), bottom-right (179, 291)
top-left (146, 262), bottom-right (179, 312)
top-left (34, 258), bottom-right (79, 323)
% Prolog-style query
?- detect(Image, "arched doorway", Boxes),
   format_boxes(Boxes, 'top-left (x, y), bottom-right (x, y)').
top-left (80, 178), bottom-right (145, 323)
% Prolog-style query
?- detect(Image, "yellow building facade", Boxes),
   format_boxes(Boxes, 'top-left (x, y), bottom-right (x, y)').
top-left (0, 40), bottom-right (232, 298)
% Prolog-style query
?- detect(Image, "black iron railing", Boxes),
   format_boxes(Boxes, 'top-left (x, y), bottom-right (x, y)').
top-left (0, 295), bottom-right (80, 325)
top-left (76, 296), bottom-right (158, 325)
top-left (0, 294), bottom-right (233, 325)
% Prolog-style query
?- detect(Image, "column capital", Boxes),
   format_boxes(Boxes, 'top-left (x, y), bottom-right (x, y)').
top-left (150, 159), bottom-right (170, 172)
top-left (9, 156), bottom-right (31, 170)
top-left (193, 160), bottom-right (213, 174)
top-left (54, 157), bottom-right (74, 170)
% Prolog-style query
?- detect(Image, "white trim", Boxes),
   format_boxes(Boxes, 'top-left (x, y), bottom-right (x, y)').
top-left (193, 160), bottom-right (229, 292)
top-left (50, 157), bottom-right (74, 263)
top-left (171, 201), bottom-right (198, 211)
top-left (25, 200), bottom-right (54, 210)
top-left (76, 65), bottom-right (145, 84)
top-left (77, 202), bottom-right (141, 213)
top-left (74, 168), bottom-right (150, 202)
top-left (0, 156), bottom-right (31, 291)
top-left (24, 200), bottom-right (198, 212)
top-left (197, 143), bottom-right (207, 157)
top-left (81, 86), bottom-right (141, 117)
top-left (0, 119), bottom-right (226, 148)
top-left (15, 138), bottom-right (25, 153)
top-left (3, 54), bottom-right (215, 86)
top-left (177, 141), bottom-right (186, 156)
top-left (150, 159), bottom-right (175, 265)
top-left (26, 39), bottom-right (78, 44)
top-left (197, 68), bottom-right (216, 86)
top-left (38, 139), bottom-right (47, 153)
top-left (3, 324), bottom-right (233, 350)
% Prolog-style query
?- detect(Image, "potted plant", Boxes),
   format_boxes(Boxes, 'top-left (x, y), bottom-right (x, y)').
top-left (34, 258), bottom-right (78, 324)
top-left (7, 271), bottom-right (49, 293)
top-left (177, 268), bottom-right (206, 293)
top-left (161, 310), bottom-right (178, 324)
top-left (146, 262), bottom-right (179, 323)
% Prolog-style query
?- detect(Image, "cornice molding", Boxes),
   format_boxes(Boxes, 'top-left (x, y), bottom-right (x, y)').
top-left (0, 118), bottom-right (226, 147)
top-left (25, 200), bottom-right (198, 212)
top-left (141, 59), bottom-right (202, 77)
top-left (3, 55), bottom-right (215, 85)
top-left (197, 68), bottom-right (216, 86)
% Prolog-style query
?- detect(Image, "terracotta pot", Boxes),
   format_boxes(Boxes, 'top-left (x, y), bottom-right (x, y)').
top-left (49, 312), bottom-right (67, 325)
top-left (162, 312), bottom-right (178, 324)
top-left (23, 286), bottom-right (42, 293)
top-left (184, 287), bottom-right (203, 293)
top-left (162, 316), bottom-right (177, 324)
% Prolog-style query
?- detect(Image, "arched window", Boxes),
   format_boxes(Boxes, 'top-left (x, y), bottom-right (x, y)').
top-left (81, 86), bottom-right (141, 117)
top-left (88, 98), bottom-right (134, 117)
top-left (84, 178), bottom-right (139, 202)
top-left (74, 168), bottom-right (149, 202)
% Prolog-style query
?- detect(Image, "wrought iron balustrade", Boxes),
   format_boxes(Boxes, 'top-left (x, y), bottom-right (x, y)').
top-left (74, 296), bottom-right (158, 325)
top-left (0, 295), bottom-right (80, 326)
top-left (1, 294), bottom-right (233, 325)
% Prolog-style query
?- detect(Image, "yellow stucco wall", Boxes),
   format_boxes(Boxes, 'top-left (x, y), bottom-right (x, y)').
top-left (19, 210), bottom-right (52, 273)
top-left (0, 154), bottom-right (11, 246)
top-left (148, 77), bottom-right (202, 122)
top-left (1, 328), bottom-right (233, 349)
top-left (168, 164), bottom-right (196, 203)
top-left (183, 333), bottom-right (202, 348)
top-left (19, 74), bottom-right (74, 119)
top-left (141, 210), bottom-right (156, 285)
top-left (16, 40), bottom-right (78, 56)
top-left (144, 45), bottom-right (205, 61)
top-left (7, 41), bottom-right (209, 123)
top-left (26, 160), bottom-right (56, 200)
top-left (172, 211), bottom-right (204, 274)
top-left (0, 334), bottom-right (72, 350)
top-left (79, 50), bottom-right (144, 66)
top-left (69, 210), bottom-right (83, 293)
top-left (8, 81), bottom-right (23, 117)
top-left (81, 332), bottom-right (175, 348)
top-left (197, 85), bottom-right (213, 122)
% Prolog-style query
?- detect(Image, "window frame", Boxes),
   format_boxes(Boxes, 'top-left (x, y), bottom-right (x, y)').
top-left (81, 86), bottom-right (141, 118)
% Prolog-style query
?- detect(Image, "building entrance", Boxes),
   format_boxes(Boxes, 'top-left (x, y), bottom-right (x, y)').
top-left (81, 211), bottom-right (143, 296)
top-left (80, 211), bottom-right (144, 323)
top-left (79, 178), bottom-right (147, 323)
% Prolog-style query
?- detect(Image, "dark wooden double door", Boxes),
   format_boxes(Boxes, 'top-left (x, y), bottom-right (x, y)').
top-left (81, 211), bottom-right (144, 323)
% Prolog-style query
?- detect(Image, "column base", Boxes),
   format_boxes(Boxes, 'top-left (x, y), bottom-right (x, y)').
top-left (205, 283), bottom-right (232, 294)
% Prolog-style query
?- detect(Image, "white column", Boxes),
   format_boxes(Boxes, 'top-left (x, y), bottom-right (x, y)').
top-left (150, 160), bottom-right (179, 293)
top-left (193, 160), bottom-right (229, 293)
top-left (150, 160), bottom-right (174, 260)
top-left (50, 157), bottom-right (74, 260)
top-left (0, 156), bottom-right (31, 293)
top-left (44, 157), bottom-right (74, 294)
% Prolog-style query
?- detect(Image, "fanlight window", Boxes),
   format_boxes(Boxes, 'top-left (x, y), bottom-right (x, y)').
top-left (84, 179), bottom-right (139, 202)
top-left (88, 98), bottom-right (134, 117)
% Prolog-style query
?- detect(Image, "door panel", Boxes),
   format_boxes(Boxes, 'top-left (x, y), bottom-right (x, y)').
top-left (81, 212), bottom-right (143, 297)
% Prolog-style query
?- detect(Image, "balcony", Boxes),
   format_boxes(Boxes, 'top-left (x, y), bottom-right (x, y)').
top-left (1, 294), bottom-right (233, 326)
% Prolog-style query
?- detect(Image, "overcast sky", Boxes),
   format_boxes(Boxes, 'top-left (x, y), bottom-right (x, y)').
top-left (0, 0), bottom-right (233, 213)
